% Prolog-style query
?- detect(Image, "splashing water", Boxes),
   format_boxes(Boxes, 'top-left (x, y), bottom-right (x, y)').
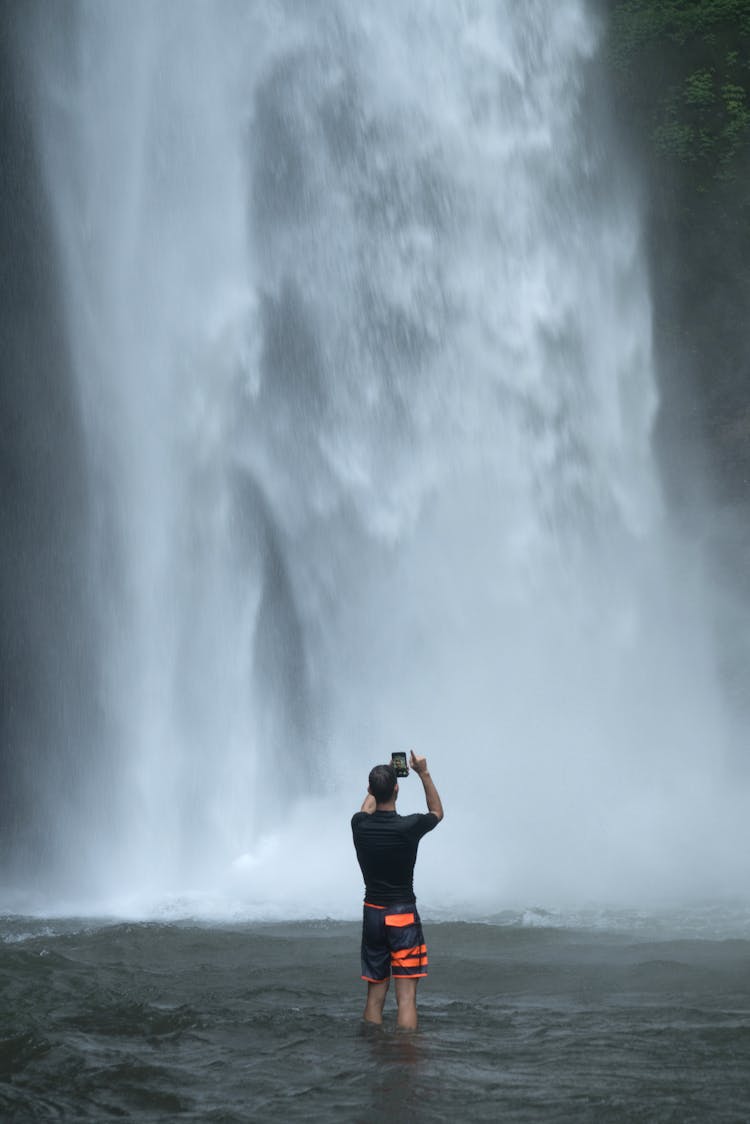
top-left (18, 0), bottom-right (745, 918)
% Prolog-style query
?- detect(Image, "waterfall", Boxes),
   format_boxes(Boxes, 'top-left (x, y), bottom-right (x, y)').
top-left (7, 0), bottom-right (742, 916)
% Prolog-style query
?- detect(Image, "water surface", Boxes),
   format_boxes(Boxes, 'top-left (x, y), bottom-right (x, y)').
top-left (2, 911), bottom-right (749, 1121)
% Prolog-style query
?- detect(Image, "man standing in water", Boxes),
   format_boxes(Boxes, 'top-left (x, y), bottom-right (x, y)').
top-left (351, 751), bottom-right (444, 1030)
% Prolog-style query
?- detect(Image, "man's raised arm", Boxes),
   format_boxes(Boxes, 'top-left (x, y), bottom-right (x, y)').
top-left (409, 751), bottom-right (444, 821)
top-left (360, 793), bottom-right (376, 814)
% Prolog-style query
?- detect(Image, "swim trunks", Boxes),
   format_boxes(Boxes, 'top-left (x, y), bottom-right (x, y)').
top-left (360, 901), bottom-right (429, 982)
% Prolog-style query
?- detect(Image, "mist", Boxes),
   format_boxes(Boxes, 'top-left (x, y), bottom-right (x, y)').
top-left (1, 0), bottom-right (746, 919)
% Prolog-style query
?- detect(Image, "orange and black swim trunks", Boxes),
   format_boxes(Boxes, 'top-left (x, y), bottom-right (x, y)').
top-left (360, 901), bottom-right (428, 982)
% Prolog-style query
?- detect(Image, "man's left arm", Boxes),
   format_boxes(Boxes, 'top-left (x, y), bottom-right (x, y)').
top-left (360, 793), bottom-right (376, 814)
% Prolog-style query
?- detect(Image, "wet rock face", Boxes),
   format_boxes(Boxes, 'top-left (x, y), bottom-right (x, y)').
top-left (0, 3), bottom-right (99, 871)
top-left (607, 0), bottom-right (750, 516)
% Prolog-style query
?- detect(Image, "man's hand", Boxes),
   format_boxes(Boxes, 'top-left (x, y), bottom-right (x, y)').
top-left (409, 751), bottom-right (428, 776)
top-left (409, 751), bottom-right (444, 821)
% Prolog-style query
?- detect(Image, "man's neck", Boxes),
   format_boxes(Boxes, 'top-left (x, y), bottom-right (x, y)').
top-left (375, 800), bottom-right (397, 812)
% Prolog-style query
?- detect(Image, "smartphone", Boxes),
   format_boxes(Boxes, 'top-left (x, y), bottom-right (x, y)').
top-left (391, 751), bottom-right (409, 778)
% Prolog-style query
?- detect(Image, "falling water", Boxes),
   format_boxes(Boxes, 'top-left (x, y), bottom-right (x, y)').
top-left (10, 0), bottom-right (745, 917)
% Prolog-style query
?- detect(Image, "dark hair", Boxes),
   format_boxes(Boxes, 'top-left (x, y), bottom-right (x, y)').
top-left (368, 764), bottom-right (397, 803)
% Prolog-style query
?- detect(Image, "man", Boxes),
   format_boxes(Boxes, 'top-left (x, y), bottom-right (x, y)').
top-left (351, 750), bottom-right (444, 1030)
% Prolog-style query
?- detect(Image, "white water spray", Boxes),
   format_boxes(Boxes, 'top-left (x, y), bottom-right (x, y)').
top-left (28, 0), bottom-right (744, 917)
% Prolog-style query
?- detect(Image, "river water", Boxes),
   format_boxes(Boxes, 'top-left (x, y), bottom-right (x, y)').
top-left (3, 909), bottom-right (750, 1122)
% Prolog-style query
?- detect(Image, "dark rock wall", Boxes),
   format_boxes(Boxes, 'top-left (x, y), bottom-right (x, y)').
top-left (0, 2), bottom-right (99, 878)
top-left (606, 0), bottom-right (750, 710)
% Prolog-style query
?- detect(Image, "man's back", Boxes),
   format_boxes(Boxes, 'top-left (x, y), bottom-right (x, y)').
top-left (351, 809), bottom-right (439, 905)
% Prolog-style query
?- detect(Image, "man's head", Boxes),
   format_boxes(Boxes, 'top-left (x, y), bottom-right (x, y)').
top-left (368, 763), bottom-right (398, 805)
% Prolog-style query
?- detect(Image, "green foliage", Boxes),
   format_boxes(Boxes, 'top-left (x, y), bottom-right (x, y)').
top-left (609, 0), bottom-right (750, 190)
top-left (720, 80), bottom-right (750, 174)
top-left (611, 0), bottom-right (750, 60)
top-left (684, 68), bottom-right (715, 107)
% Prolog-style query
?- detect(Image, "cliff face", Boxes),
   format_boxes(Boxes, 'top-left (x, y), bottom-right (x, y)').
top-left (607, 0), bottom-right (750, 516)
top-left (606, 0), bottom-right (750, 708)
top-left (0, 4), bottom-right (101, 875)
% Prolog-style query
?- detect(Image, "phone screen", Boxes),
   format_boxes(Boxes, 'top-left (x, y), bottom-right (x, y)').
top-left (391, 752), bottom-right (409, 778)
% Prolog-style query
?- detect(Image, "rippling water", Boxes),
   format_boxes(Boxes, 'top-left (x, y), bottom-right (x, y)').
top-left (2, 909), bottom-right (750, 1121)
